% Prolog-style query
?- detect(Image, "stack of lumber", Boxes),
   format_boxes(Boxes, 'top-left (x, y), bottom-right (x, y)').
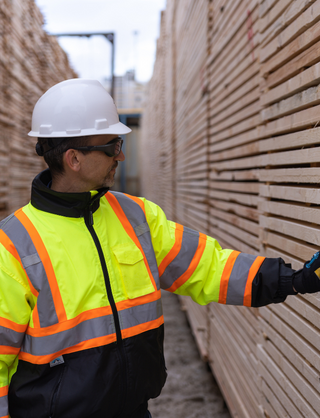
top-left (140, 11), bottom-right (168, 211)
top-left (258, 1), bottom-right (320, 416)
top-left (205, 2), bottom-right (266, 417)
top-left (141, 0), bottom-right (320, 417)
top-left (172, 0), bottom-right (210, 361)
top-left (0, 0), bottom-right (77, 220)
top-left (171, 0), bottom-right (209, 234)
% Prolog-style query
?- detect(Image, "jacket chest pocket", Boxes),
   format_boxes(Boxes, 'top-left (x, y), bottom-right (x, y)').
top-left (112, 243), bottom-right (155, 299)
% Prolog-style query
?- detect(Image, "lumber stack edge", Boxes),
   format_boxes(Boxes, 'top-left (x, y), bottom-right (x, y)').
top-left (141, 0), bottom-right (320, 417)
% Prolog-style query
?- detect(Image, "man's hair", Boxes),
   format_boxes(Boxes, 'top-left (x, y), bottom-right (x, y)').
top-left (37, 136), bottom-right (92, 178)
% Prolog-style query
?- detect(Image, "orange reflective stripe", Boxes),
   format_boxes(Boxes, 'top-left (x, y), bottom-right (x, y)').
top-left (105, 194), bottom-right (157, 290)
top-left (32, 304), bottom-right (41, 329)
top-left (116, 290), bottom-right (161, 311)
top-left (19, 333), bottom-right (117, 365)
top-left (158, 224), bottom-right (183, 277)
top-left (166, 233), bottom-right (207, 293)
top-left (15, 209), bottom-right (67, 323)
top-left (0, 387), bottom-right (8, 397)
top-left (124, 194), bottom-right (146, 215)
top-left (218, 251), bottom-right (240, 304)
top-left (121, 316), bottom-right (164, 340)
top-left (0, 230), bottom-right (38, 297)
top-left (243, 256), bottom-right (265, 307)
top-left (0, 346), bottom-right (20, 355)
top-left (26, 306), bottom-right (113, 337)
top-left (0, 317), bottom-right (27, 334)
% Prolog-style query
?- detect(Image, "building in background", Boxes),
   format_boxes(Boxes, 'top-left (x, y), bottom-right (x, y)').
top-left (114, 69), bottom-right (146, 109)
top-left (104, 70), bottom-right (146, 196)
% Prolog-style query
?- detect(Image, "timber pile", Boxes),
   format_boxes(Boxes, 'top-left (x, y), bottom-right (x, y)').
top-left (206, 2), bottom-right (265, 417)
top-left (141, 11), bottom-right (168, 211)
top-left (258, 1), bottom-right (320, 417)
top-left (141, 0), bottom-right (320, 417)
top-left (0, 0), bottom-right (77, 220)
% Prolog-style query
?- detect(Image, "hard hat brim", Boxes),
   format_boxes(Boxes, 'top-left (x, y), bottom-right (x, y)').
top-left (28, 121), bottom-right (132, 138)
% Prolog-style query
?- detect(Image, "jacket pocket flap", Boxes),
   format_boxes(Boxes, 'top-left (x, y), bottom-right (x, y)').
top-left (112, 243), bottom-right (144, 265)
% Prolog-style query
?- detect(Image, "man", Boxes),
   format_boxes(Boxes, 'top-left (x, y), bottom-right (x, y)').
top-left (0, 79), bottom-right (319, 418)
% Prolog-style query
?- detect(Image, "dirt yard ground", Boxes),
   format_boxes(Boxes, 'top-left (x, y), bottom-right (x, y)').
top-left (149, 291), bottom-right (231, 418)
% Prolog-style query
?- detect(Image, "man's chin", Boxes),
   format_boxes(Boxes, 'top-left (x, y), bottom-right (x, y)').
top-left (103, 177), bottom-right (115, 188)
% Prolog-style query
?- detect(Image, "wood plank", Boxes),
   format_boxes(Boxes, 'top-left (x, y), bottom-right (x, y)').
top-left (209, 128), bottom-right (259, 153)
top-left (260, 378), bottom-right (287, 418)
top-left (258, 342), bottom-right (320, 415)
top-left (209, 189), bottom-right (259, 206)
top-left (260, 318), bottom-right (320, 391)
top-left (259, 199), bottom-right (320, 225)
top-left (262, 85), bottom-right (320, 122)
top-left (259, 0), bottom-right (294, 35)
top-left (261, 229), bottom-right (317, 261)
top-left (260, 184), bottom-right (320, 204)
top-left (267, 301), bottom-right (320, 349)
top-left (260, 214), bottom-right (320, 246)
top-left (210, 207), bottom-right (260, 237)
top-left (261, 55), bottom-right (320, 107)
top-left (260, 0), bottom-right (319, 59)
top-left (209, 180), bottom-right (259, 194)
top-left (259, 125), bottom-right (320, 152)
top-left (257, 355), bottom-right (306, 418)
top-left (262, 38), bottom-right (320, 89)
top-left (209, 198), bottom-right (260, 222)
top-left (258, 167), bottom-right (320, 183)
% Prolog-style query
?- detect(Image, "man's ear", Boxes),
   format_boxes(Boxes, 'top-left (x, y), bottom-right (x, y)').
top-left (64, 149), bottom-right (81, 172)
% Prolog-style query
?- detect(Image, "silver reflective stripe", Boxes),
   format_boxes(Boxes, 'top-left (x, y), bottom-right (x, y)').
top-left (0, 394), bottom-right (8, 418)
top-left (0, 212), bottom-right (15, 230)
top-left (0, 325), bottom-right (25, 348)
top-left (110, 192), bottom-right (160, 290)
top-left (160, 227), bottom-right (199, 290)
top-left (118, 299), bottom-right (163, 330)
top-left (21, 313), bottom-right (115, 356)
top-left (21, 253), bottom-right (41, 269)
top-left (226, 253), bottom-right (257, 305)
top-left (1, 215), bottom-right (59, 327)
top-left (134, 222), bottom-right (150, 237)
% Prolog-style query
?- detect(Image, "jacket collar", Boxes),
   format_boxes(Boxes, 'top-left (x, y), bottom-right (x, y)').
top-left (31, 169), bottom-right (109, 218)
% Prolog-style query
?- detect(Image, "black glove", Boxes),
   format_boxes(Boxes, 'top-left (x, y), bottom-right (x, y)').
top-left (292, 251), bottom-right (320, 294)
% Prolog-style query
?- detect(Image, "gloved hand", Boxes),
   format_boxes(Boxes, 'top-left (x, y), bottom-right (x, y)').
top-left (292, 251), bottom-right (320, 294)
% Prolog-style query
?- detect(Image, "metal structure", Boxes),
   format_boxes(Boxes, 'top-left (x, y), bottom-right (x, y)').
top-left (52, 32), bottom-right (115, 98)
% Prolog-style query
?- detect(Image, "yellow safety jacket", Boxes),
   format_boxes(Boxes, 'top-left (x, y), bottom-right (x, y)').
top-left (0, 170), bottom-right (294, 418)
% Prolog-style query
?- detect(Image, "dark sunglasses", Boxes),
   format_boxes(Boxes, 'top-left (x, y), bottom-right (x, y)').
top-left (71, 137), bottom-right (123, 157)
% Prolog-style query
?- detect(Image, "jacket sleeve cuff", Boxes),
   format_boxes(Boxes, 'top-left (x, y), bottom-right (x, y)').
top-left (277, 262), bottom-right (297, 298)
top-left (251, 258), bottom-right (295, 307)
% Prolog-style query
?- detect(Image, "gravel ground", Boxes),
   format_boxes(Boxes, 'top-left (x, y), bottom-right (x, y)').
top-left (149, 291), bottom-right (232, 418)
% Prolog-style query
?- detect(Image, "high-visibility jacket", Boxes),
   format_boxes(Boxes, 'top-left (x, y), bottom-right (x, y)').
top-left (0, 170), bottom-right (294, 418)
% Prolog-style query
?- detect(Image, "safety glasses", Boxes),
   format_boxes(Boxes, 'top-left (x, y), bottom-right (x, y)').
top-left (72, 137), bottom-right (123, 157)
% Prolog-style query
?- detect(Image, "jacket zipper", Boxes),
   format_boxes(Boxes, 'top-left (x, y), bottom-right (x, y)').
top-left (84, 205), bottom-right (127, 408)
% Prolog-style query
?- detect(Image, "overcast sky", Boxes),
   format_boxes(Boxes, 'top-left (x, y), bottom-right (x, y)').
top-left (34, 0), bottom-right (166, 83)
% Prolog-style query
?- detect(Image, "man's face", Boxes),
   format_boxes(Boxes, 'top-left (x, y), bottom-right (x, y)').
top-left (78, 134), bottom-right (125, 190)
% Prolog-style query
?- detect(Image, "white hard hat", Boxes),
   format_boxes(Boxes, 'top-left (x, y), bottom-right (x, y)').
top-left (28, 78), bottom-right (131, 138)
